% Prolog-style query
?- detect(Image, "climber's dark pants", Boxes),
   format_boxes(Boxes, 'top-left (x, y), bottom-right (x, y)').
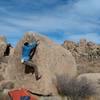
top-left (23, 60), bottom-right (39, 80)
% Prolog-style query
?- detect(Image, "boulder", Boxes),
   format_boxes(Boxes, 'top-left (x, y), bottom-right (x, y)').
top-left (62, 40), bottom-right (77, 50)
top-left (0, 74), bottom-right (4, 81)
top-left (0, 36), bottom-right (6, 43)
top-left (0, 36), bottom-right (7, 58)
top-left (79, 39), bottom-right (87, 47)
top-left (39, 96), bottom-right (68, 100)
top-left (5, 32), bottom-right (77, 95)
top-left (77, 73), bottom-right (100, 95)
top-left (62, 39), bottom-right (100, 74)
top-left (9, 47), bottom-right (14, 56)
top-left (0, 80), bottom-right (14, 90)
top-left (0, 36), bottom-right (7, 81)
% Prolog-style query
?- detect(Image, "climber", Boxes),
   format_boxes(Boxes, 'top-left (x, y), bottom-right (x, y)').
top-left (21, 40), bottom-right (41, 80)
top-left (0, 43), bottom-right (12, 64)
top-left (4, 43), bottom-right (12, 56)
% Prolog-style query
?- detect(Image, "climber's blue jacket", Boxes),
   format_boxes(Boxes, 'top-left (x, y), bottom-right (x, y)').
top-left (21, 41), bottom-right (37, 62)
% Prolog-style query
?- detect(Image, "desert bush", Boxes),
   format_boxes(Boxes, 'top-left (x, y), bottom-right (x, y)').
top-left (56, 75), bottom-right (97, 100)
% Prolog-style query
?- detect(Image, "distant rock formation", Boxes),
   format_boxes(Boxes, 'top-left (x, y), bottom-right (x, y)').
top-left (62, 39), bottom-right (100, 74)
top-left (4, 32), bottom-right (77, 96)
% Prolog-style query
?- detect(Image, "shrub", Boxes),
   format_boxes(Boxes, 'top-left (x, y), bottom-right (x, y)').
top-left (56, 75), bottom-right (96, 100)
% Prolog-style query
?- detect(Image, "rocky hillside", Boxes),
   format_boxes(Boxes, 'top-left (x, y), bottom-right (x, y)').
top-left (62, 39), bottom-right (100, 74)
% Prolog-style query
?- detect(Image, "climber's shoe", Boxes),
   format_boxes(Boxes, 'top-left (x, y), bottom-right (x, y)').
top-left (36, 75), bottom-right (42, 81)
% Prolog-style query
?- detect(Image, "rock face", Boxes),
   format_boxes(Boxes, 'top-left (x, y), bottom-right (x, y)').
top-left (39, 96), bottom-right (68, 100)
top-left (62, 39), bottom-right (100, 74)
top-left (78, 73), bottom-right (100, 93)
top-left (5, 32), bottom-right (77, 95)
top-left (0, 36), bottom-right (8, 84)
top-left (77, 73), bottom-right (100, 100)
top-left (0, 36), bottom-right (7, 58)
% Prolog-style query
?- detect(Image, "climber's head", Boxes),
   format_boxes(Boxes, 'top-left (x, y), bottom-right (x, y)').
top-left (24, 42), bottom-right (29, 46)
top-left (7, 43), bottom-right (12, 47)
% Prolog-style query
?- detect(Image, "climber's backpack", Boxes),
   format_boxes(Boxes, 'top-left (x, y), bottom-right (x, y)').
top-left (8, 88), bottom-right (37, 100)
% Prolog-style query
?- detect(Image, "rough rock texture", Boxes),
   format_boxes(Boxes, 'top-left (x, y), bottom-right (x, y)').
top-left (0, 80), bottom-right (14, 90)
top-left (5, 32), bottom-right (77, 95)
top-left (62, 39), bottom-right (100, 74)
top-left (39, 96), bottom-right (68, 100)
top-left (0, 36), bottom-right (7, 58)
top-left (0, 36), bottom-right (8, 84)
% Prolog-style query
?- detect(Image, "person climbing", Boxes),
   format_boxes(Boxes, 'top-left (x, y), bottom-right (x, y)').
top-left (0, 43), bottom-right (12, 64)
top-left (21, 40), bottom-right (41, 81)
top-left (4, 43), bottom-right (12, 56)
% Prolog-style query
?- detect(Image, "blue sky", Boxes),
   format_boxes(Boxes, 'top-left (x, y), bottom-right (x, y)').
top-left (0, 0), bottom-right (100, 45)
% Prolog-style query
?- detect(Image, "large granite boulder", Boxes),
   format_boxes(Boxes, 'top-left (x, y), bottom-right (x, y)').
top-left (77, 73), bottom-right (100, 99)
top-left (5, 32), bottom-right (77, 95)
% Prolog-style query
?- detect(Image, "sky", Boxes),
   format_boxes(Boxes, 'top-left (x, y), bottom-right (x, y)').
top-left (0, 0), bottom-right (100, 45)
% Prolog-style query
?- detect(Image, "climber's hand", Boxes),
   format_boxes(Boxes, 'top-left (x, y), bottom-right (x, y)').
top-left (21, 59), bottom-right (24, 63)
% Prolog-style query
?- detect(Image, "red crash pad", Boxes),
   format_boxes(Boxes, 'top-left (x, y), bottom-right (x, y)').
top-left (8, 88), bottom-right (37, 100)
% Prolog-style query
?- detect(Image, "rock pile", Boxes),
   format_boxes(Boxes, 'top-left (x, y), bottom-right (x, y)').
top-left (62, 39), bottom-right (100, 74)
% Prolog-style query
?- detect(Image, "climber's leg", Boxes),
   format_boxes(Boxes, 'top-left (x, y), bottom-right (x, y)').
top-left (23, 61), bottom-right (41, 80)
top-left (31, 62), bottom-right (41, 80)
